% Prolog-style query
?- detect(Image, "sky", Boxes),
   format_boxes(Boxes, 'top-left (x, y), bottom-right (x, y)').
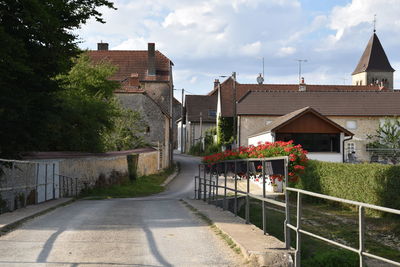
top-left (76, 0), bottom-right (400, 100)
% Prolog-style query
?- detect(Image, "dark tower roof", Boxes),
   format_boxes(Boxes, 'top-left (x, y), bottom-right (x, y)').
top-left (352, 33), bottom-right (395, 75)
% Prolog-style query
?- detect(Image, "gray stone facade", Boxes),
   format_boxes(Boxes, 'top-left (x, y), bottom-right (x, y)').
top-left (116, 93), bottom-right (167, 145)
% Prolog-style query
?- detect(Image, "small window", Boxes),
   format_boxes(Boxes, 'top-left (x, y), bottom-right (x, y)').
top-left (347, 142), bottom-right (355, 153)
top-left (208, 110), bottom-right (216, 118)
top-left (346, 120), bottom-right (357, 130)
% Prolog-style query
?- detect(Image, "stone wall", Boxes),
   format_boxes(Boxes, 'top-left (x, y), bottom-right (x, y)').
top-left (0, 150), bottom-right (160, 213)
top-left (116, 93), bottom-right (167, 145)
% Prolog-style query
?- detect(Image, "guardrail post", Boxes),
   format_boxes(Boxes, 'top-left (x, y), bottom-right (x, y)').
top-left (284, 157), bottom-right (291, 249)
top-left (234, 161), bottom-right (238, 216)
top-left (245, 161), bottom-right (250, 224)
top-left (208, 168), bottom-right (212, 204)
top-left (203, 166), bottom-right (207, 201)
top-left (295, 192), bottom-right (302, 267)
top-left (262, 160), bottom-right (267, 235)
top-left (359, 206), bottom-right (365, 267)
top-left (223, 162), bottom-right (227, 211)
top-left (216, 168), bottom-right (219, 203)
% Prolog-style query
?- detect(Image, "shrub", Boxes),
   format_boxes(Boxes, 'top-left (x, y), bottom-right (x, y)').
top-left (298, 160), bottom-right (400, 212)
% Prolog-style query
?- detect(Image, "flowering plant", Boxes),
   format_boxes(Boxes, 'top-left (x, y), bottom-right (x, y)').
top-left (202, 140), bottom-right (308, 183)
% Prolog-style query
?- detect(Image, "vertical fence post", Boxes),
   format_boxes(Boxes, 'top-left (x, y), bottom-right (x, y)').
top-left (216, 166), bottom-right (219, 203)
top-left (295, 192), bottom-right (302, 267)
top-left (208, 166), bottom-right (212, 203)
top-left (45, 164), bottom-right (48, 201)
top-left (359, 206), bottom-right (365, 267)
top-left (52, 164), bottom-right (55, 200)
top-left (234, 161), bottom-right (238, 217)
top-left (284, 157), bottom-right (291, 249)
top-left (245, 161), bottom-right (250, 224)
top-left (262, 160), bottom-right (267, 235)
top-left (203, 165), bottom-right (207, 201)
top-left (75, 178), bottom-right (78, 197)
top-left (223, 162), bottom-right (227, 211)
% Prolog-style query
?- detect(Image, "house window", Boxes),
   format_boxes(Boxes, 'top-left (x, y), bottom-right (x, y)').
top-left (276, 133), bottom-right (340, 152)
top-left (208, 110), bottom-right (216, 118)
top-left (346, 142), bottom-right (355, 154)
top-left (346, 120), bottom-right (357, 130)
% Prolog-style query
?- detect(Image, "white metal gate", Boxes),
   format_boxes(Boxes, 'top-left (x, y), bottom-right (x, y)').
top-left (36, 162), bottom-right (60, 203)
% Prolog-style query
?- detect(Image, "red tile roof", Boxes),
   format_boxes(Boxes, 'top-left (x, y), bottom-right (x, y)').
top-left (210, 78), bottom-right (385, 117)
top-left (237, 90), bottom-right (400, 116)
top-left (87, 50), bottom-right (172, 83)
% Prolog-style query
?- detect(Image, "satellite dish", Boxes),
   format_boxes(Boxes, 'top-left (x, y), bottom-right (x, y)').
top-left (257, 73), bottom-right (264, 85)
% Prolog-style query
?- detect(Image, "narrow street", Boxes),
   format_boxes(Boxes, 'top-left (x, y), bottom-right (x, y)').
top-left (0, 154), bottom-right (243, 267)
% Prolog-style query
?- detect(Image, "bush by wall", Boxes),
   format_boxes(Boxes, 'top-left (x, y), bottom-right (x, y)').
top-left (297, 160), bottom-right (400, 212)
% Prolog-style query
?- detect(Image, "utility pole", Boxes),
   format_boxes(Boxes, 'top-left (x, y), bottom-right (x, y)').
top-left (232, 72), bottom-right (237, 149)
top-left (181, 88), bottom-right (184, 153)
top-left (296, 59), bottom-right (307, 83)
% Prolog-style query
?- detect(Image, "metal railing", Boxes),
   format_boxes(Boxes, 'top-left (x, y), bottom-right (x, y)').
top-left (195, 156), bottom-right (290, 242)
top-left (195, 157), bottom-right (400, 267)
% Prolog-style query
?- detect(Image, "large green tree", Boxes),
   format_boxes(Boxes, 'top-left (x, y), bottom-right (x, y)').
top-left (54, 54), bottom-right (147, 152)
top-left (0, 0), bottom-right (115, 157)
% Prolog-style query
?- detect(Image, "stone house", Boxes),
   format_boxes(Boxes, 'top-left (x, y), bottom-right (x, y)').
top-left (179, 95), bottom-right (217, 152)
top-left (237, 90), bottom-right (400, 162)
top-left (88, 42), bottom-right (175, 168)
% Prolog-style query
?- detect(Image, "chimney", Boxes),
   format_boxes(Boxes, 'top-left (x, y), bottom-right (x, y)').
top-left (97, 42), bottom-right (109, 51)
top-left (128, 73), bottom-right (139, 87)
top-left (148, 43), bottom-right (156, 76)
top-left (214, 79), bottom-right (220, 89)
top-left (299, 77), bottom-right (306, 91)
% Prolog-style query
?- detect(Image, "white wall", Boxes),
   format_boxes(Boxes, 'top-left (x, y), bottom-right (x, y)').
top-left (248, 132), bottom-right (273, 146)
top-left (307, 152), bottom-right (342, 162)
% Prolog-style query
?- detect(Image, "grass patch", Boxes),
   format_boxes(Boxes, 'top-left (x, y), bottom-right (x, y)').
top-left (80, 165), bottom-right (176, 199)
top-left (238, 199), bottom-right (400, 266)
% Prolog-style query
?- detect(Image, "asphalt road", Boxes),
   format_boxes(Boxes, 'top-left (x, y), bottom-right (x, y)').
top-left (0, 154), bottom-right (243, 267)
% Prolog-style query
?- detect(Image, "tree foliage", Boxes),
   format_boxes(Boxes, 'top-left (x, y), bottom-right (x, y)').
top-left (0, 0), bottom-right (115, 157)
top-left (367, 117), bottom-right (400, 164)
top-left (217, 116), bottom-right (234, 146)
top-left (53, 54), bottom-right (147, 152)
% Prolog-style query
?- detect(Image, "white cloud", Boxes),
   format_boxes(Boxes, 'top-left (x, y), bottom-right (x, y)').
top-left (76, 0), bottom-right (400, 94)
top-left (239, 41), bottom-right (262, 56)
top-left (278, 46), bottom-right (296, 57)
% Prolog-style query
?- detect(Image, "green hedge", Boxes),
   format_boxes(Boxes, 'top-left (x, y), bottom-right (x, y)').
top-left (297, 160), bottom-right (400, 211)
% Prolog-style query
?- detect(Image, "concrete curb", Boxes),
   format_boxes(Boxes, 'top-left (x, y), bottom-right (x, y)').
top-left (161, 162), bottom-right (180, 186)
top-left (183, 199), bottom-right (294, 267)
top-left (0, 198), bottom-right (74, 236)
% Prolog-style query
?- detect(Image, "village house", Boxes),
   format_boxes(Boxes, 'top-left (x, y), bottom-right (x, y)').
top-left (206, 31), bottom-right (399, 162)
top-left (88, 42), bottom-right (177, 168)
top-left (178, 95), bottom-right (217, 152)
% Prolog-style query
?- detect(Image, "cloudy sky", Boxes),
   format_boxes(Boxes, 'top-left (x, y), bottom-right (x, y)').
top-left (77, 0), bottom-right (400, 99)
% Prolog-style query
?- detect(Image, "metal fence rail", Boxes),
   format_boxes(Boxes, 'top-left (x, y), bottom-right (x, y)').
top-left (196, 157), bottom-right (400, 267)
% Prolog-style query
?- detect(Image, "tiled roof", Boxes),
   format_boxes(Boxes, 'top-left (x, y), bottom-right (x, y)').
top-left (185, 95), bottom-right (217, 122)
top-left (87, 50), bottom-right (172, 83)
top-left (250, 107), bottom-right (353, 137)
top-left (352, 33), bottom-right (395, 75)
top-left (237, 90), bottom-right (400, 116)
top-left (211, 78), bottom-right (384, 117)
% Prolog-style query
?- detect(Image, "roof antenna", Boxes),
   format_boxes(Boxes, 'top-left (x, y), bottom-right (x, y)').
top-left (373, 14), bottom-right (377, 33)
